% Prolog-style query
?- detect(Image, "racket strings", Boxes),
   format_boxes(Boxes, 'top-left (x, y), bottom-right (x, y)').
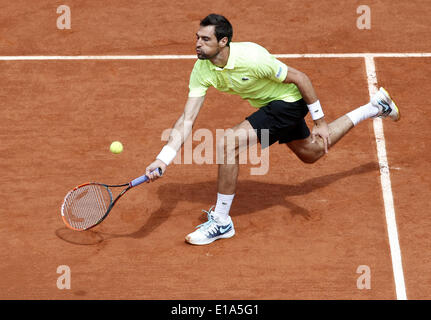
top-left (62, 184), bottom-right (112, 230)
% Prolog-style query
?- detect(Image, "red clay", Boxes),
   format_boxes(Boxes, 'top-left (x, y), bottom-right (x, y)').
top-left (0, 1), bottom-right (430, 299)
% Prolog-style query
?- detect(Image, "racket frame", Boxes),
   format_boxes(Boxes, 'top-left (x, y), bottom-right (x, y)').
top-left (61, 182), bottom-right (131, 231)
top-left (61, 168), bottom-right (162, 231)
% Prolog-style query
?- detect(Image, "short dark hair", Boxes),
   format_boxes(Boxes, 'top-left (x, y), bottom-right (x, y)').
top-left (200, 14), bottom-right (233, 46)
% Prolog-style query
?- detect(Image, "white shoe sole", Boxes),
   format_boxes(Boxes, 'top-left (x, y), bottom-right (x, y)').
top-left (378, 87), bottom-right (401, 121)
top-left (185, 228), bottom-right (235, 246)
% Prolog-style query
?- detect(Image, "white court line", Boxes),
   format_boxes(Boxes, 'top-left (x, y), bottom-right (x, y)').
top-left (276, 53), bottom-right (431, 58)
top-left (364, 56), bottom-right (407, 300)
top-left (0, 52), bottom-right (431, 60)
top-left (0, 55), bottom-right (196, 60)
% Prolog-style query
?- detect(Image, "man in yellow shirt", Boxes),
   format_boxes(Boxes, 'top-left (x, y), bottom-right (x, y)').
top-left (145, 14), bottom-right (400, 245)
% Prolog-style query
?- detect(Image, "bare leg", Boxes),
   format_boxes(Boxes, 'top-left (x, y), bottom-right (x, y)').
top-left (217, 162), bottom-right (239, 194)
top-left (217, 120), bottom-right (258, 194)
top-left (287, 115), bottom-right (354, 163)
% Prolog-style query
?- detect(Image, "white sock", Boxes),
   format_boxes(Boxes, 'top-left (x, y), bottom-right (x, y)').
top-left (346, 103), bottom-right (379, 126)
top-left (213, 193), bottom-right (235, 224)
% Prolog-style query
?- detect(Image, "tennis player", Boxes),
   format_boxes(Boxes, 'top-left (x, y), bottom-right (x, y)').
top-left (145, 14), bottom-right (400, 245)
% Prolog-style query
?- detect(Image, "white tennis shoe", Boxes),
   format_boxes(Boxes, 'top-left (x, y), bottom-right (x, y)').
top-left (185, 206), bottom-right (235, 245)
top-left (371, 87), bottom-right (400, 121)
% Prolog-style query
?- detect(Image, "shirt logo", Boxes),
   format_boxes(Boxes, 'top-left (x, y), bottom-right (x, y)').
top-left (242, 77), bottom-right (249, 81)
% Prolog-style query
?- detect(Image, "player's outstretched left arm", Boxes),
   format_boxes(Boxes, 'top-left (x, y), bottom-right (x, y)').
top-left (283, 66), bottom-right (331, 153)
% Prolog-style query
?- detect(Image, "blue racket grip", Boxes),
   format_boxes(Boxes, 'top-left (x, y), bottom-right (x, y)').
top-left (130, 168), bottom-right (163, 187)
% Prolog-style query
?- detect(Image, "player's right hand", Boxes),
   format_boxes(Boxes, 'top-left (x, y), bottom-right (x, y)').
top-left (145, 159), bottom-right (167, 182)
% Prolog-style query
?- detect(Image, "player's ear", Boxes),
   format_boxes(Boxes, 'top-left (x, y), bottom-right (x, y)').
top-left (219, 36), bottom-right (228, 48)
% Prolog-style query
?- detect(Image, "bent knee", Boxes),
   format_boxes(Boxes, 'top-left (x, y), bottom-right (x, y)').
top-left (299, 155), bottom-right (320, 164)
top-left (217, 135), bottom-right (236, 153)
top-left (294, 147), bottom-right (324, 164)
top-left (217, 135), bottom-right (240, 164)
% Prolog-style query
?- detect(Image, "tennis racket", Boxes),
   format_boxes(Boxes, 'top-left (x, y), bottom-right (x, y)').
top-left (61, 168), bottom-right (162, 231)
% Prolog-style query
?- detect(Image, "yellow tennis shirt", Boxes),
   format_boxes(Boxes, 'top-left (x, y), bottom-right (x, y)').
top-left (188, 42), bottom-right (302, 108)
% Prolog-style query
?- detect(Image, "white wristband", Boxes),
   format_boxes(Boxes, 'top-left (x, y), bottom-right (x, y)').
top-left (156, 145), bottom-right (177, 166)
top-left (307, 100), bottom-right (325, 120)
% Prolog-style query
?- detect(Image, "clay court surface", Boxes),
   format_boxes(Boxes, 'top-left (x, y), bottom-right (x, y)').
top-left (1, 0), bottom-right (430, 300)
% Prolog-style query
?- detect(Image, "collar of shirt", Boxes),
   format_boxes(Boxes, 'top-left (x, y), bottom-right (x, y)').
top-left (209, 45), bottom-right (236, 71)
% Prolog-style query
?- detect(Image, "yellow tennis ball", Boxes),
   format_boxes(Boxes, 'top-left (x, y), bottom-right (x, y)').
top-left (110, 141), bottom-right (123, 154)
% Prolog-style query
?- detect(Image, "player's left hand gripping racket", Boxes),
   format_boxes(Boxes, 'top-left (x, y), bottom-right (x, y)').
top-left (61, 168), bottom-right (162, 231)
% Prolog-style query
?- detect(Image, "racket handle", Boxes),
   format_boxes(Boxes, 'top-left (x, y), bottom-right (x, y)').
top-left (130, 167), bottom-right (163, 187)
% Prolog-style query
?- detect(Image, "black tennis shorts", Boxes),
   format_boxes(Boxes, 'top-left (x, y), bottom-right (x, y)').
top-left (246, 99), bottom-right (310, 148)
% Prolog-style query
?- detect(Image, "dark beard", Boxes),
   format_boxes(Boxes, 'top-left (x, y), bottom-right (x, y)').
top-left (197, 49), bottom-right (220, 60)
